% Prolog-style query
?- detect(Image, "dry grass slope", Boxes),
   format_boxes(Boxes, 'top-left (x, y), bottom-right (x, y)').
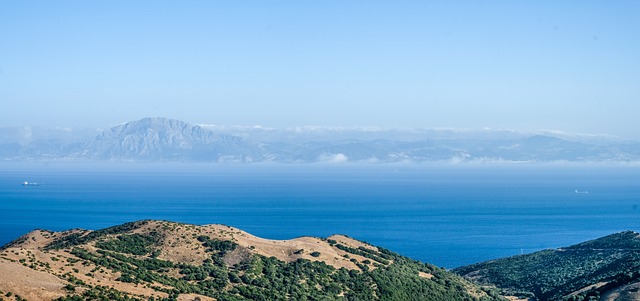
top-left (1, 220), bottom-right (502, 301)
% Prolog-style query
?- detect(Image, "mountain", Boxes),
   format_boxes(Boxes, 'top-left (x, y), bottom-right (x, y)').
top-left (80, 118), bottom-right (258, 162)
top-left (454, 231), bottom-right (640, 301)
top-left (0, 220), bottom-right (503, 301)
top-left (1, 117), bottom-right (639, 163)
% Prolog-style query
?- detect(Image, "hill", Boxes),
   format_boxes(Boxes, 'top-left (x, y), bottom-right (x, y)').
top-left (454, 231), bottom-right (640, 301)
top-left (0, 220), bottom-right (503, 301)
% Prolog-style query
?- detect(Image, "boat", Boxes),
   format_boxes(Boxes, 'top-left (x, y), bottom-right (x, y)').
top-left (574, 189), bottom-right (589, 194)
top-left (21, 181), bottom-right (41, 186)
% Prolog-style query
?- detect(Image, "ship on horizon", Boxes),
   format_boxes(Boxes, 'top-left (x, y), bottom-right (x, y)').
top-left (21, 181), bottom-right (41, 186)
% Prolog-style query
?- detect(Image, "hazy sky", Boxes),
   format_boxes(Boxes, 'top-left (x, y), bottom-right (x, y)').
top-left (1, 1), bottom-right (639, 138)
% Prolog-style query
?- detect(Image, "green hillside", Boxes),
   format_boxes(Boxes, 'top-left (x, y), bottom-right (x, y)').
top-left (454, 231), bottom-right (640, 301)
top-left (0, 220), bottom-right (504, 301)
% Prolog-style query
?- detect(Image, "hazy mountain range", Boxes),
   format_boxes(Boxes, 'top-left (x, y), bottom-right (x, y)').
top-left (1, 117), bottom-right (639, 163)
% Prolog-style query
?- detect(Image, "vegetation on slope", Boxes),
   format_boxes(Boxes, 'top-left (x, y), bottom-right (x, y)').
top-left (454, 231), bottom-right (640, 301)
top-left (1, 221), bottom-right (504, 301)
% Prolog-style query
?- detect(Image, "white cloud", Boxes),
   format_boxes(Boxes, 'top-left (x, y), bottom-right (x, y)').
top-left (318, 153), bottom-right (349, 163)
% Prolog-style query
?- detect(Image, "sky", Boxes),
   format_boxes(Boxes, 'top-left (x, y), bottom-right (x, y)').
top-left (1, 1), bottom-right (639, 138)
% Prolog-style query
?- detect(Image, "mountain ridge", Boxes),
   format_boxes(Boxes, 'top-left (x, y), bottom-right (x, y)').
top-left (1, 117), bottom-right (639, 163)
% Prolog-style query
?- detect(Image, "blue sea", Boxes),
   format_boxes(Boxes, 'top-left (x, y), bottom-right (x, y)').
top-left (1, 162), bottom-right (639, 268)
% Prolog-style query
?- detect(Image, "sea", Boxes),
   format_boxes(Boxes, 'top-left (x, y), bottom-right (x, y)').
top-left (1, 162), bottom-right (639, 268)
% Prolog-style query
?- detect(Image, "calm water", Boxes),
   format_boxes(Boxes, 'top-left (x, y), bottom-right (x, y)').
top-left (1, 163), bottom-right (639, 268)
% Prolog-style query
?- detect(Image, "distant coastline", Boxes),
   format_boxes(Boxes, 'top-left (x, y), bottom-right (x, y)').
top-left (1, 117), bottom-right (639, 163)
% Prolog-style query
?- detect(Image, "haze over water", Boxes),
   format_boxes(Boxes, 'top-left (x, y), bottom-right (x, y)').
top-left (2, 163), bottom-right (639, 268)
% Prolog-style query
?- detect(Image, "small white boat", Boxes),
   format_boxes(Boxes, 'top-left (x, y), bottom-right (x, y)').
top-left (21, 181), bottom-right (41, 186)
top-left (574, 189), bottom-right (589, 194)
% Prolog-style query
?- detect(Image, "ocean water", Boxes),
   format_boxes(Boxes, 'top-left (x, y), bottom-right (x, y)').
top-left (1, 163), bottom-right (639, 268)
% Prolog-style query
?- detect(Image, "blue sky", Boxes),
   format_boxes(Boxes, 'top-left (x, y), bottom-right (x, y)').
top-left (1, 1), bottom-right (639, 138)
